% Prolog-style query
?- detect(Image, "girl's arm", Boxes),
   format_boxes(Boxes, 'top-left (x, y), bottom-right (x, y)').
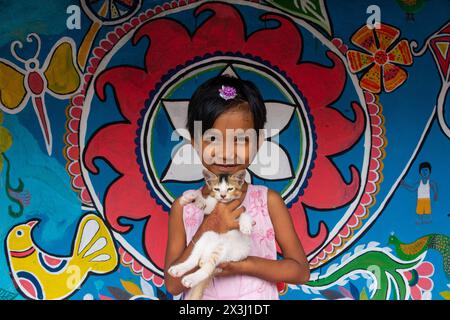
top-left (164, 198), bottom-right (204, 296)
top-left (219, 189), bottom-right (310, 284)
top-left (164, 198), bottom-right (246, 296)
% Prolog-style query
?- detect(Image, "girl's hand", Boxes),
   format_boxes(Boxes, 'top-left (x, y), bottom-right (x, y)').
top-left (215, 258), bottom-right (251, 277)
top-left (202, 200), bottom-right (246, 234)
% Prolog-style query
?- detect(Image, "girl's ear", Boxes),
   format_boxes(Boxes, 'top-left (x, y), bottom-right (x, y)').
top-left (203, 169), bottom-right (217, 188)
top-left (231, 169), bottom-right (246, 187)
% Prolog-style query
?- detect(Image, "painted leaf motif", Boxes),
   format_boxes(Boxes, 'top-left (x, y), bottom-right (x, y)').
top-left (321, 289), bottom-right (345, 300)
top-left (107, 286), bottom-right (133, 300)
top-left (248, 141), bottom-right (294, 180)
top-left (349, 282), bottom-right (360, 300)
top-left (301, 285), bottom-right (311, 294)
top-left (161, 143), bottom-right (203, 182)
top-left (120, 279), bottom-right (143, 296)
top-left (348, 274), bottom-right (360, 281)
top-left (161, 100), bottom-right (190, 140)
top-left (264, 102), bottom-right (295, 137)
top-left (360, 288), bottom-right (369, 300)
top-left (266, 0), bottom-right (332, 35)
top-left (439, 291), bottom-right (450, 300)
top-left (338, 286), bottom-right (354, 299)
top-left (140, 277), bottom-right (156, 298)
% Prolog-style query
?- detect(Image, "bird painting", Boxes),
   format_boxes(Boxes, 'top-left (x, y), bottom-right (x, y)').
top-left (388, 232), bottom-right (449, 278)
top-left (5, 213), bottom-right (118, 300)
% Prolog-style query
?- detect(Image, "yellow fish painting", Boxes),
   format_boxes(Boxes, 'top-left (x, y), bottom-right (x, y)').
top-left (5, 214), bottom-right (118, 300)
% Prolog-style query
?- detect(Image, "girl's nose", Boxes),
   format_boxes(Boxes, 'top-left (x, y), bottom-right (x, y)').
top-left (215, 144), bottom-right (235, 163)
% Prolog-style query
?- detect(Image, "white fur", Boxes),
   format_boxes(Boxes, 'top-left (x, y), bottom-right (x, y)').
top-left (170, 177), bottom-right (253, 300)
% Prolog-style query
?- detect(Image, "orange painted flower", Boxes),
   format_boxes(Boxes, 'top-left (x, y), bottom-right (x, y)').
top-left (347, 24), bottom-right (413, 93)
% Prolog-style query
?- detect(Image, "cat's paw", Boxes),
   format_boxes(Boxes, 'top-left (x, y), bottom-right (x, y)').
top-left (193, 196), bottom-right (207, 210)
top-left (181, 276), bottom-right (195, 288)
top-left (239, 215), bottom-right (254, 235)
top-left (240, 222), bottom-right (253, 235)
top-left (168, 264), bottom-right (188, 277)
top-left (180, 190), bottom-right (200, 206)
top-left (182, 271), bottom-right (207, 288)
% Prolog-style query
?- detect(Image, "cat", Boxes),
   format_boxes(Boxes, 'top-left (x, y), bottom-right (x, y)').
top-left (168, 168), bottom-right (254, 300)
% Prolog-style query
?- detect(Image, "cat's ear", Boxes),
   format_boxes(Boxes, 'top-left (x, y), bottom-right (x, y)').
top-left (202, 169), bottom-right (217, 188)
top-left (231, 169), bottom-right (246, 187)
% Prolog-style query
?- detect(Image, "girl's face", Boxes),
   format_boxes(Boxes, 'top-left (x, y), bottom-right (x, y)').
top-left (192, 103), bottom-right (260, 176)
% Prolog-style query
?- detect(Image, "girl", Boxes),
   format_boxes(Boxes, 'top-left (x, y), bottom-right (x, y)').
top-left (164, 74), bottom-right (310, 300)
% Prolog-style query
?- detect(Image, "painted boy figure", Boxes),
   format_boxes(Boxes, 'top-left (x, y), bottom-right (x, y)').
top-left (401, 162), bottom-right (438, 224)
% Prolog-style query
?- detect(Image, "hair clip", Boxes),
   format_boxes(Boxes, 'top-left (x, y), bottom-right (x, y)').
top-left (218, 85), bottom-right (237, 100)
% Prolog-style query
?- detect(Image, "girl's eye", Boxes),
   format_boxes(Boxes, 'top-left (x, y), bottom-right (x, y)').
top-left (203, 134), bottom-right (218, 143)
top-left (16, 230), bottom-right (23, 237)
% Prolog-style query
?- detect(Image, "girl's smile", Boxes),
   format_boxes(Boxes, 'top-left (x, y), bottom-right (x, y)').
top-left (212, 163), bottom-right (241, 173)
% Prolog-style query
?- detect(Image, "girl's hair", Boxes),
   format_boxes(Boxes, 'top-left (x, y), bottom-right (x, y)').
top-left (186, 75), bottom-right (267, 137)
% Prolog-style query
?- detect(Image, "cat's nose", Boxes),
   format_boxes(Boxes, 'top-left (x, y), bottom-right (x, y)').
top-left (220, 194), bottom-right (226, 199)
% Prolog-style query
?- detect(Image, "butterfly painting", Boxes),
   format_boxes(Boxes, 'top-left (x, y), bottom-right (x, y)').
top-left (0, 33), bottom-right (81, 155)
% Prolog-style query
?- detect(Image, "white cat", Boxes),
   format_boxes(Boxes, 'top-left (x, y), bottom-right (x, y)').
top-left (168, 169), bottom-right (254, 300)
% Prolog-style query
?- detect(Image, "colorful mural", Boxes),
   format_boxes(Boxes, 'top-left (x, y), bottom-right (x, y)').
top-left (0, 0), bottom-right (449, 300)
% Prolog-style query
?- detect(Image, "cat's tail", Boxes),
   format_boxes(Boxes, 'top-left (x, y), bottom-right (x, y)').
top-left (185, 277), bottom-right (213, 300)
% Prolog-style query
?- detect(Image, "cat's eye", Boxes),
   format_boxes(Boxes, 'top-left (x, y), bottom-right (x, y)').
top-left (214, 188), bottom-right (220, 191)
top-left (227, 187), bottom-right (234, 191)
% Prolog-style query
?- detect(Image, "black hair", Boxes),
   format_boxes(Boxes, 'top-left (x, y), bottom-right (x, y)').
top-left (186, 75), bottom-right (267, 138)
top-left (419, 162), bottom-right (431, 173)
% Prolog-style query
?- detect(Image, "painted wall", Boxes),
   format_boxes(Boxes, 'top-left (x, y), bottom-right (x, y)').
top-left (0, 0), bottom-right (449, 300)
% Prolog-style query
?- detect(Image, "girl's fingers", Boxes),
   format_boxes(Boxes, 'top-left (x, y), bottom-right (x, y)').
top-left (231, 220), bottom-right (240, 230)
top-left (215, 270), bottom-right (229, 277)
top-left (226, 199), bottom-right (241, 211)
top-left (215, 263), bottom-right (231, 277)
top-left (232, 206), bottom-right (245, 218)
top-left (214, 202), bottom-right (227, 211)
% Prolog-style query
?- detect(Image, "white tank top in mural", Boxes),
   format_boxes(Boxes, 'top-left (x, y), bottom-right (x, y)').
top-left (418, 180), bottom-right (430, 199)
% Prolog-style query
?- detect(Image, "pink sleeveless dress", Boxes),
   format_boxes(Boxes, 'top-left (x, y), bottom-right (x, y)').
top-left (182, 184), bottom-right (279, 300)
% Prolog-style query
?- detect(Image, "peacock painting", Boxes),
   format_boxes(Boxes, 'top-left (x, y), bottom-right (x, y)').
top-left (388, 233), bottom-right (449, 278)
